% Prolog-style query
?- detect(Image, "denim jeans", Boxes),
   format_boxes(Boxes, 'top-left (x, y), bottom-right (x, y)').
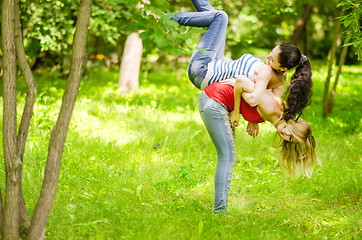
top-left (173, 0), bottom-right (228, 89)
top-left (198, 91), bottom-right (236, 213)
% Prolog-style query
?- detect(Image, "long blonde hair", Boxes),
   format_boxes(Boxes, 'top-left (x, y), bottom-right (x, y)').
top-left (279, 118), bottom-right (318, 178)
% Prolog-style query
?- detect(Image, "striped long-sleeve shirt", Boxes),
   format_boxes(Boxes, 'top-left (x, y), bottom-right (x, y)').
top-left (201, 54), bottom-right (264, 90)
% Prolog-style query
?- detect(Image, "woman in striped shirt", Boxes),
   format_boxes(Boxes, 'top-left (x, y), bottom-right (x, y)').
top-left (170, 0), bottom-right (317, 215)
top-left (170, 0), bottom-right (312, 120)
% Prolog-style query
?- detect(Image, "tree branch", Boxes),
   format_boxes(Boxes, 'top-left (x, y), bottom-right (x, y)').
top-left (291, 4), bottom-right (313, 48)
top-left (327, 24), bottom-right (352, 114)
top-left (323, 10), bottom-right (343, 118)
top-left (28, 0), bottom-right (93, 239)
top-left (15, 0), bottom-right (38, 162)
top-left (14, 0), bottom-right (36, 235)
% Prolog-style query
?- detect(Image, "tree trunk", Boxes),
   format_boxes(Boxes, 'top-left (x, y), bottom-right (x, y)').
top-left (323, 10), bottom-right (343, 118)
top-left (14, 0), bottom-right (36, 234)
top-left (28, 0), bottom-right (93, 239)
top-left (291, 4), bottom-right (313, 48)
top-left (1, 0), bottom-right (21, 239)
top-left (118, 32), bottom-right (143, 94)
top-left (327, 25), bottom-right (352, 115)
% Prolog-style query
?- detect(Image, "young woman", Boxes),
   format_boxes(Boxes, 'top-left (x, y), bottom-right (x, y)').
top-left (199, 76), bottom-right (317, 214)
top-left (170, 0), bottom-right (312, 120)
top-left (171, 0), bottom-right (317, 214)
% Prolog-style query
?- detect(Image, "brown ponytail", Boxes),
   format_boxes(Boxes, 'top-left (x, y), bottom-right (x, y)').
top-left (278, 43), bottom-right (313, 120)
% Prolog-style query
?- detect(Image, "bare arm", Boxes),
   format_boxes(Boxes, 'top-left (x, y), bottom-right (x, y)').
top-left (229, 79), bottom-right (242, 127)
top-left (241, 65), bottom-right (272, 107)
top-left (230, 75), bottom-right (256, 127)
top-left (230, 76), bottom-right (261, 136)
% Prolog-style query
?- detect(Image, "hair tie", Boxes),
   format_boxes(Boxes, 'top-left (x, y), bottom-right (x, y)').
top-left (299, 54), bottom-right (307, 66)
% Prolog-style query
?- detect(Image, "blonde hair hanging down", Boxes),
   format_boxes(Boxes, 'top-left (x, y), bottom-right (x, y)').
top-left (278, 118), bottom-right (319, 178)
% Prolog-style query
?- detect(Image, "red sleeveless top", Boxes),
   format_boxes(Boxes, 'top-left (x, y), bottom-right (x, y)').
top-left (204, 82), bottom-right (264, 124)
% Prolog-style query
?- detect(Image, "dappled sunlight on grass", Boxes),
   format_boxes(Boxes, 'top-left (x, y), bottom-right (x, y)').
top-left (1, 62), bottom-right (360, 239)
top-left (341, 64), bottom-right (362, 74)
top-left (52, 64), bottom-right (357, 239)
top-left (70, 92), bottom-right (203, 152)
top-left (229, 192), bottom-right (360, 238)
top-left (71, 106), bottom-right (140, 146)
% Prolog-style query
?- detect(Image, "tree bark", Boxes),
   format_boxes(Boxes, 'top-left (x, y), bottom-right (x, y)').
top-left (14, 0), bottom-right (36, 234)
top-left (327, 25), bottom-right (352, 115)
top-left (118, 32), bottom-right (143, 94)
top-left (323, 10), bottom-right (343, 118)
top-left (28, 0), bottom-right (93, 239)
top-left (291, 4), bottom-right (313, 48)
top-left (1, 0), bottom-right (22, 239)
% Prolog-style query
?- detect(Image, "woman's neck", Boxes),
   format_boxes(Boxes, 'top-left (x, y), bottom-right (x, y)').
top-left (268, 70), bottom-right (287, 90)
top-left (256, 106), bottom-right (283, 128)
top-left (255, 93), bottom-right (283, 127)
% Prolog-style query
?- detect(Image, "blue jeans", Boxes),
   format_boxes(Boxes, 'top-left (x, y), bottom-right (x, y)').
top-left (198, 91), bottom-right (236, 213)
top-left (173, 0), bottom-right (228, 89)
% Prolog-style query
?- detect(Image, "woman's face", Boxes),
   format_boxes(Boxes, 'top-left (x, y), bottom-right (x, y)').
top-left (277, 122), bottom-right (299, 143)
top-left (266, 46), bottom-right (287, 72)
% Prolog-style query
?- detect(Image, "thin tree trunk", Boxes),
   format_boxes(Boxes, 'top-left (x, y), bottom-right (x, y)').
top-left (2, 0), bottom-right (21, 239)
top-left (28, 0), bottom-right (93, 239)
top-left (118, 32), bottom-right (143, 94)
top-left (323, 12), bottom-right (342, 117)
top-left (327, 25), bottom-right (352, 114)
top-left (291, 4), bottom-right (313, 48)
top-left (14, 0), bottom-right (36, 234)
top-left (15, 0), bottom-right (37, 172)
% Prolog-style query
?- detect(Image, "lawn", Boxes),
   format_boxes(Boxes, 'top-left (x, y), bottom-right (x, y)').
top-left (0, 60), bottom-right (361, 239)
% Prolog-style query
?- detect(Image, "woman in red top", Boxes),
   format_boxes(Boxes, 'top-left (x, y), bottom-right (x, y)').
top-left (199, 76), bottom-right (317, 214)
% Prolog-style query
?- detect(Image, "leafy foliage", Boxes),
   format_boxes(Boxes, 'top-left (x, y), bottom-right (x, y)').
top-left (2, 0), bottom-right (360, 70)
top-left (19, 0), bottom-right (78, 62)
top-left (338, 0), bottom-right (362, 60)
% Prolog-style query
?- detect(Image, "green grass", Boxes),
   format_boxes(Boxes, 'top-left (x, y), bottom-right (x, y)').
top-left (0, 61), bottom-right (361, 239)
